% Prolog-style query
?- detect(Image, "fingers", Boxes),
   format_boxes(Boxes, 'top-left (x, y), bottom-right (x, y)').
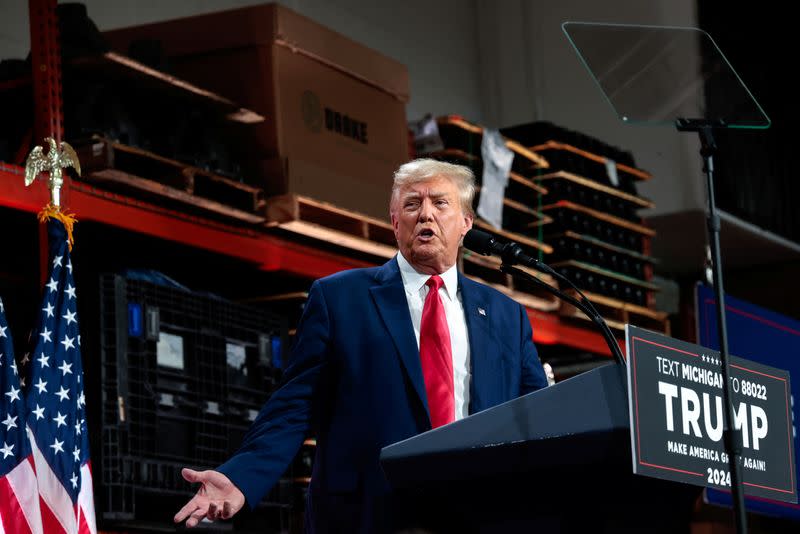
top-left (207, 502), bottom-right (222, 522)
top-left (185, 507), bottom-right (207, 528)
top-left (221, 500), bottom-right (233, 520)
top-left (174, 498), bottom-right (203, 524)
top-left (181, 468), bottom-right (202, 484)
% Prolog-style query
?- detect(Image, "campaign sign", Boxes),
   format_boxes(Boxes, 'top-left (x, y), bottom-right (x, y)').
top-left (626, 325), bottom-right (796, 503)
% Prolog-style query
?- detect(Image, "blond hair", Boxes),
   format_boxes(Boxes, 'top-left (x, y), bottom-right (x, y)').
top-left (390, 158), bottom-right (476, 216)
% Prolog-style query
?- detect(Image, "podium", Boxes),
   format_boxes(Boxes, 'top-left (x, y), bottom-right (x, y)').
top-left (380, 363), bottom-right (700, 533)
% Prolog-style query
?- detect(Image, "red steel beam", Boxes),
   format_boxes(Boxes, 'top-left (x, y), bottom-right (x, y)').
top-left (29, 0), bottom-right (64, 144)
top-left (3, 164), bottom-right (615, 355)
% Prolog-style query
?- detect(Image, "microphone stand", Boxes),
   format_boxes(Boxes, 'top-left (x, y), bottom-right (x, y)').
top-left (676, 118), bottom-right (747, 534)
top-left (496, 261), bottom-right (626, 366)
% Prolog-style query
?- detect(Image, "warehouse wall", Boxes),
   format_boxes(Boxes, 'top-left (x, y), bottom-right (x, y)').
top-left (1, 0), bottom-right (708, 218)
top-left (0, 0), bottom-right (485, 124)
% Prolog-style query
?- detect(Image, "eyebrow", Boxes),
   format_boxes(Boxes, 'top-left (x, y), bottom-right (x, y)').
top-left (402, 190), bottom-right (450, 200)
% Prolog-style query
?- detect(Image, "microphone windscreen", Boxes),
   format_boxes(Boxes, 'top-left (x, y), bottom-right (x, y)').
top-left (463, 229), bottom-right (495, 255)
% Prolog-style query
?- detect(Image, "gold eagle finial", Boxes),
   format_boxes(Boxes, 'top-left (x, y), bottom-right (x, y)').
top-left (24, 137), bottom-right (82, 209)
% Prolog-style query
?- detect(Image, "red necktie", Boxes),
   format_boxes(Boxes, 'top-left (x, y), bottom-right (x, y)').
top-left (419, 275), bottom-right (455, 428)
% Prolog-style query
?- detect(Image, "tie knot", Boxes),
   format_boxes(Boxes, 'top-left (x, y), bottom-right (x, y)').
top-left (426, 275), bottom-right (444, 292)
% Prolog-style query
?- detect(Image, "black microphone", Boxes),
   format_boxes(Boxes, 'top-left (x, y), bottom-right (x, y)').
top-left (463, 229), bottom-right (551, 274)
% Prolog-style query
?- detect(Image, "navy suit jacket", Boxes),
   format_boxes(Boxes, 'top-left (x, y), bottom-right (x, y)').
top-left (217, 257), bottom-right (547, 532)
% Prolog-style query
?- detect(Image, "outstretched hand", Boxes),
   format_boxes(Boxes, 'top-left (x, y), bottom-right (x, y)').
top-left (174, 468), bottom-right (246, 527)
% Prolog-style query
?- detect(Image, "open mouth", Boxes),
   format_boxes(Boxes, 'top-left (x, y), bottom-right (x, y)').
top-left (417, 228), bottom-right (435, 241)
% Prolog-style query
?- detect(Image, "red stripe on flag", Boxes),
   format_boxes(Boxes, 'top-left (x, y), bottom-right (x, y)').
top-left (77, 508), bottom-right (91, 534)
top-left (3, 457), bottom-right (42, 534)
top-left (78, 463), bottom-right (96, 534)
top-left (29, 435), bottom-right (75, 533)
top-left (38, 495), bottom-right (65, 534)
top-left (0, 475), bottom-right (34, 534)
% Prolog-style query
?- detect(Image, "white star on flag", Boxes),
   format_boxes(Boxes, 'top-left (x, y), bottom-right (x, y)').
top-left (72, 446), bottom-right (80, 462)
top-left (65, 285), bottom-right (77, 300)
top-left (62, 309), bottom-right (77, 325)
top-left (55, 386), bottom-right (70, 402)
top-left (70, 472), bottom-right (78, 489)
top-left (2, 413), bottom-right (17, 431)
top-left (58, 360), bottom-right (73, 375)
top-left (0, 442), bottom-right (14, 459)
top-left (46, 277), bottom-right (58, 292)
top-left (33, 404), bottom-right (46, 420)
top-left (53, 255), bottom-right (63, 267)
top-left (37, 353), bottom-right (50, 368)
top-left (5, 385), bottom-right (20, 402)
top-left (43, 302), bottom-right (55, 317)
top-left (53, 412), bottom-right (68, 428)
top-left (61, 335), bottom-right (75, 351)
top-left (34, 377), bottom-right (47, 394)
top-left (39, 326), bottom-right (52, 343)
top-left (0, 324), bottom-right (6, 338)
top-left (50, 438), bottom-right (64, 454)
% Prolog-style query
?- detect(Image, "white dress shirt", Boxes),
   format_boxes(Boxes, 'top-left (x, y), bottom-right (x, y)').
top-left (396, 252), bottom-right (471, 421)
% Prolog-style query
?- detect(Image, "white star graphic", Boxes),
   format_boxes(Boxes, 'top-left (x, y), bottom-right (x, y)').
top-left (43, 302), bottom-right (55, 318)
top-left (55, 386), bottom-right (70, 402)
top-left (34, 377), bottom-right (47, 394)
top-left (10, 360), bottom-right (17, 376)
top-left (72, 446), bottom-right (80, 462)
top-left (0, 352), bottom-right (3, 365)
top-left (65, 284), bottom-right (77, 300)
top-left (39, 327), bottom-right (52, 343)
top-left (0, 298), bottom-right (3, 312)
top-left (53, 412), bottom-right (68, 428)
top-left (0, 442), bottom-right (14, 459)
top-left (20, 352), bottom-right (30, 365)
top-left (58, 360), bottom-right (73, 376)
top-left (50, 438), bottom-right (64, 455)
top-left (53, 255), bottom-right (63, 268)
top-left (37, 353), bottom-right (50, 368)
top-left (46, 277), bottom-right (58, 293)
top-left (33, 404), bottom-right (45, 420)
top-left (0, 325), bottom-right (6, 338)
top-left (67, 261), bottom-right (73, 274)
top-left (5, 385), bottom-right (20, 403)
top-left (74, 420), bottom-right (82, 435)
top-left (63, 309), bottom-right (77, 325)
top-left (1, 413), bottom-right (17, 431)
top-left (77, 390), bottom-right (86, 407)
top-left (61, 335), bottom-right (75, 351)
top-left (70, 472), bottom-right (78, 489)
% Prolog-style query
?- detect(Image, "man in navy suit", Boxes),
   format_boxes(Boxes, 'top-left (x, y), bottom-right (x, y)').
top-left (174, 159), bottom-right (548, 532)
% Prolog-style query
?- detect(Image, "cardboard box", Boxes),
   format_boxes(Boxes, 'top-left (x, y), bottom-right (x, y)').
top-left (105, 3), bottom-right (409, 220)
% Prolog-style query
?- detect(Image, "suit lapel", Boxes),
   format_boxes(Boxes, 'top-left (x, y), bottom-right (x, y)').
top-left (459, 274), bottom-right (492, 414)
top-left (369, 258), bottom-right (430, 421)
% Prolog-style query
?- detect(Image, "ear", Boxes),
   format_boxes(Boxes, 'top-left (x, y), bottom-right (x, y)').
top-left (461, 212), bottom-right (474, 237)
top-left (390, 209), bottom-right (400, 240)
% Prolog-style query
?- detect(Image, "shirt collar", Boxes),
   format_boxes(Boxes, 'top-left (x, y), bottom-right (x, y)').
top-left (396, 252), bottom-right (458, 302)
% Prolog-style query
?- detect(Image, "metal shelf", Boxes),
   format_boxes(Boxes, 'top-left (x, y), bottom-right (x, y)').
top-left (1, 163), bottom-right (622, 357)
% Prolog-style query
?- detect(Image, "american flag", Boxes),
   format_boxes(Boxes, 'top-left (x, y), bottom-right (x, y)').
top-left (21, 218), bottom-right (96, 534)
top-left (1, 295), bottom-right (43, 533)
